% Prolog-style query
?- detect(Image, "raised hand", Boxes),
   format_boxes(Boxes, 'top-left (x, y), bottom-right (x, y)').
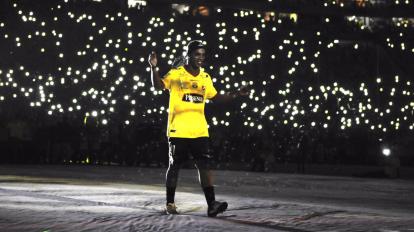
top-left (148, 51), bottom-right (158, 67)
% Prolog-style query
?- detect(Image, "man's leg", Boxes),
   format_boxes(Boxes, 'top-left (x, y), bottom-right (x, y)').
top-left (165, 138), bottom-right (187, 214)
top-left (166, 138), bottom-right (181, 204)
top-left (197, 168), bottom-right (215, 205)
top-left (165, 164), bottom-right (179, 205)
top-left (193, 137), bottom-right (227, 217)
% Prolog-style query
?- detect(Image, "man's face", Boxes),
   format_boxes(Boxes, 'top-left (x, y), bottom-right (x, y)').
top-left (188, 48), bottom-right (206, 69)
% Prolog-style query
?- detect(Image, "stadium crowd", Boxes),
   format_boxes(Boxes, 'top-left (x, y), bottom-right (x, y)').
top-left (0, 0), bottom-right (413, 174)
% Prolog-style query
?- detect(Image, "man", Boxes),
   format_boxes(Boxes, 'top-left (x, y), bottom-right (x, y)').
top-left (148, 40), bottom-right (247, 217)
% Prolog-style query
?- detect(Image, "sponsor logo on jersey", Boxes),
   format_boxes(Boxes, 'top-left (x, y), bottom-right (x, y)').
top-left (182, 93), bottom-right (204, 103)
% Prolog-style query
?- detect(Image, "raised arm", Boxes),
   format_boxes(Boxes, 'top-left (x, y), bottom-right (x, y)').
top-left (148, 51), bottom-right (165, 90)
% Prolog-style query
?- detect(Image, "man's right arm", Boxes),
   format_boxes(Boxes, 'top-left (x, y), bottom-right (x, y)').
top-left (148, 52), bottom-right (165, 90)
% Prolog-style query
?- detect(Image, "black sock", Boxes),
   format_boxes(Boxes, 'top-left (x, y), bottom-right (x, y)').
top-left (166, 186), bottom-right (176, 205)
top-left (203, 186), bottom-right (215, 207)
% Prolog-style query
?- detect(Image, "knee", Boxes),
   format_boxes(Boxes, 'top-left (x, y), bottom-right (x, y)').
top-left (195, 156), bottom-right (213, 170)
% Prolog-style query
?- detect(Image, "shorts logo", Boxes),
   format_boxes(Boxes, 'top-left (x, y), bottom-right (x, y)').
top-left (182, 93), bottom-right (204, 103)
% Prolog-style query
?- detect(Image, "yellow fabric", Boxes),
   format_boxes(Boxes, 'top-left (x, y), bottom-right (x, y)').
top-left (162, 66), bottom-right (217, 138)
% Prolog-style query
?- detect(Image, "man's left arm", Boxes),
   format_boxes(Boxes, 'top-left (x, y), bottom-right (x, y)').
top-left (210, 86), bottom-right (249, 104)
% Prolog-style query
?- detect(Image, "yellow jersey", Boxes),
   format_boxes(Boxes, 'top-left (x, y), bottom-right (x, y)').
top-left (162, 66), bottom-right (217, 138)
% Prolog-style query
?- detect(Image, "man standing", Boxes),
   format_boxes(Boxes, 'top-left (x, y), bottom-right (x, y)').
top-left (148, 40), bottom-right (247, 217)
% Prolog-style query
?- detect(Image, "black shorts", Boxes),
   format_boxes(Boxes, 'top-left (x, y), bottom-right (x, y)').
top-left (168, 137), bottom-right (212, 167)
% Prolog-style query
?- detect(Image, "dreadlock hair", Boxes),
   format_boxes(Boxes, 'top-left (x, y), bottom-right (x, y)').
top-left (171, 40), bottom-right (205, 68)
top-left (171, 55), bottom-right (186, 68)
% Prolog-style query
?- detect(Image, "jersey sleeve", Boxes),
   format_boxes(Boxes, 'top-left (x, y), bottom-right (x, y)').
top-left (205, 76), bottom-right (218, 99)
top-left (161, 69), bottom-right (177, 90)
